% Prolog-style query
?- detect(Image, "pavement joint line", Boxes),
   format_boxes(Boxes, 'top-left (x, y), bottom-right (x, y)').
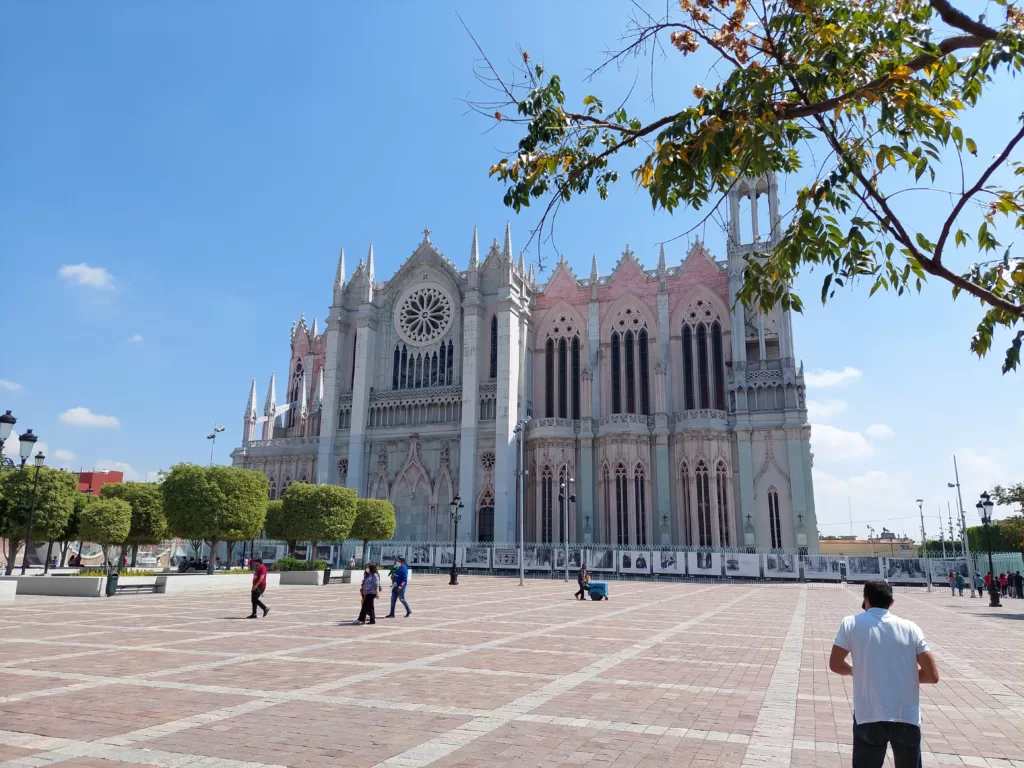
top-left (369, 585), bottom-right (753, 768)
top-left (740, 585), bottom-right (807, 767)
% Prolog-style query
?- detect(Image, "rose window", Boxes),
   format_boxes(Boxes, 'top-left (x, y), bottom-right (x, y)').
top-left (396, 287), bottom-right (453, 345)
top-left (481, 452), bottom-right (496, 470)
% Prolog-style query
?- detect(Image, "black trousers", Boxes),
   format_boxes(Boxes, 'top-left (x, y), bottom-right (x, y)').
top-left (853, 721), bottom-right (921, 768)
top-left (251, 587), bottom-right (267, 615)
top-left (358, 594), bottom-right (376, 623)
top-left (575, 583), bottom-right (589, 599)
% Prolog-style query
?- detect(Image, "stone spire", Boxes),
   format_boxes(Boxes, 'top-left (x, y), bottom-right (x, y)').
top-left (503, 221), bottom-right (512, 260)
top-left (311, 316), bottom-right (318, 337)
top-left (590, 253), bottom-right (599, 281)
top-left (469, 225), bottom-right (479, 267)
top-left (657, 243), bottom-right (667, 275)
top-left (334, 248), bottom-right (346, 291)
top-left (518, 249), bottom-right (525, 274)
top-left (312, 366), bottom-right (324, 413)
top-left (244, 378), bottom-right (258, 420)
top-left (263, 373), bottom-right (277, 416)
top-left (527, 260), bottom-right (535, 285)
top-left (366, 243), bottom-right (375, 283)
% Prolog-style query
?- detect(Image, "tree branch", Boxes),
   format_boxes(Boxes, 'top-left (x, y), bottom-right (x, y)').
top-left (929, 0), bottom-right (1000, 40)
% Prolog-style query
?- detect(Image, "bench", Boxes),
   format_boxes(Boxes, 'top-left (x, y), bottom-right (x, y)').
top-left (115, 580), bottom-right (160, 594)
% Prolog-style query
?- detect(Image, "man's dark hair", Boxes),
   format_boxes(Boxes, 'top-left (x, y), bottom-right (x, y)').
top-left (252, 557), bottom-right (262, 564)
top-left (863, 580), bottom-right (893, 608)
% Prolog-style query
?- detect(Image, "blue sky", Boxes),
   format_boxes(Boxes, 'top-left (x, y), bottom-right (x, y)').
top-left (2, 2), bottom-right (1020, 540)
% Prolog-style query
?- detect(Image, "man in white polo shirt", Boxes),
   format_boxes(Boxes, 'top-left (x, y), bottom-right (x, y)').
top-left (829, 580), bottom-right (940, 768)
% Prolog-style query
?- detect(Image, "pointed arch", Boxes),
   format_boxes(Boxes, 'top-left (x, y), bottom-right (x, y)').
top-left (670, 286), bottom-right (731, 333)
top-left (614, 462), bottom-right (629, 546)
top-left (768, 485), bottom-right (782, 549)
top-left (695, 460), bottom-right (712, 547)
top-left (477, 484), bottom-right (495, 543)
top-left (678, 460), bottom-right (692, 545)
top-left (534, 301), bottom-right (588, 346)
top-left (715, 459), bottom-right (731, 548)
top-left (633, 462), bottom-right (647, 545)
top-left (601, 292), bottom-right (658, 343)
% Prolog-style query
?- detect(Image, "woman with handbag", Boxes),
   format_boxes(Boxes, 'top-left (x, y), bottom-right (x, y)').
top-left (357, 563), bottom-right (381, 625)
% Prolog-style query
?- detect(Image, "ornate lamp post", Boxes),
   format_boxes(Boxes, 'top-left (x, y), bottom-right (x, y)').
top-left (0, 410), bottom-right (16, 467)
top-left (448, 495), bottom-right (463, 586)
top-left (558, 477), bottom-right (575, 582)
top-left (207, 425), bottom-right (225, 466)
top-left (977, 491), bottom-right (1001, 607)
top-left (20, 438), bottom-right (45, 575)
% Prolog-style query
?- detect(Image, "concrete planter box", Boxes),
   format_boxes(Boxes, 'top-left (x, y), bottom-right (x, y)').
top-left (156, 573), bottom-right (281, 593)
top-left (0, 575), bottom-right (106, 597)
top-left (0, 581), bottom-right (17, 601)
top-left (278, 571), bottom-right (324, 586)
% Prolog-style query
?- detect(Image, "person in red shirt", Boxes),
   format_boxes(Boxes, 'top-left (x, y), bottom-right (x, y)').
top-left (248, 557), bottom-right (269, 619)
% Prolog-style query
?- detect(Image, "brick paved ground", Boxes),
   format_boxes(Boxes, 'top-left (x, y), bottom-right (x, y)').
top-left (0, 577), bottom-right (1022, 767)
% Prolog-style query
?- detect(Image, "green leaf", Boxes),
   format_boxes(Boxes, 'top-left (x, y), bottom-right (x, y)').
top-left (966, 137), bottom-right (977, 156)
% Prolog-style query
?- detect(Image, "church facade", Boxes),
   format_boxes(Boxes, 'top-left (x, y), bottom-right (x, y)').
top-left (231, 175), bottom-right (819, 553)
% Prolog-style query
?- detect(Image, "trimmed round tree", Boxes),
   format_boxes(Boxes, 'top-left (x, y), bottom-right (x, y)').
top-left (79, 497), bottom-right (132, 572)
top-left (263, 500), bottom-right (296, 556)
top-left (208, 465), bottom-right (269, 568)
top-left (57, 492), bottom-right (86, 566)
top-left (351, 498), bottom-right (396, 564)
top-left (101, 482), bottom-right (166, 567)
top-left (280, 483), bottom-right (357, 561)
top-left (0, 466), bottom-right (77, 575)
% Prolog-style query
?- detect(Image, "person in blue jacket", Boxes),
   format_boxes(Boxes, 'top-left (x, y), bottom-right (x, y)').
top-left (386, 556), bottom-right (411, 618)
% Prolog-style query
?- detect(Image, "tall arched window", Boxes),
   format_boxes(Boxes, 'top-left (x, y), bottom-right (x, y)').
top-left (489, 315), bottom-right (498, 379)
top-left (615, 463), bottom-right (628, 545)
top-left (446, 340), bottom-right (454, 384)
top-left (541, 468), bottom-right (553, 543)
top-left (392, 348), bottom-right (400, 390)
top-left (571, 337), bottom-right (581, 420)
top-left (696, 461), bottom-right (712, 547)
top-left (634, 464), bottom-right (647, 545)
top-left (478, 489), bottom-right (495, 543)
top-left (682, 326), bottom-right (696, 410)
top-left (558, 467), bottom-right (569, 543)
top-left (288, 363), bottom-right (303, 427)
top-left (716, 461), bottom-right (731, 547)
top-left (611, 332), bottom-right (621, 414)
top-left (696, 324), bottom-right (710, 408)
top-left (269, 479), bottom-right (277, 500)
top-left (545, 338), bottom-right (555, 418)
top-left (680, 462), bottom-right (692, 545)
top-left (602, 465), bottom-right (611, 544)
top-left (439, 342), bottom-right (446, 385)
top-left (768, 488), bottom-right (782, 549)
top-left (625, 331), bottom-right (636, 413)
top-left (638, 329), bottom-right (650, 415)
top-left (711, 321), bottom-right (726, 410)
top-left (557, 338), bottom-right (568, 418)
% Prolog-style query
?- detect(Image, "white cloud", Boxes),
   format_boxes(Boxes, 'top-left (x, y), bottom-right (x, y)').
top-left (54, 448), bottom-right (76, 462)
top-left (94, 459), bottom-right (150, 482)
top-left (864, 424), bottom-right (895, 439)
top-left (0, 380), bottom-right (21, 391)
top-left (805, 366), bottom-right (863, 388)
top-left (58, 407), bottom-right (120, 428)
top-left (58, 263), bottom-right (114, 290)
top-left (957, 448), bottom-right (1011, 491)
top-left (814, 467), bottom-right (915, 538)
top-left (127, 334), bottom-right (143, 344)
top-left (811, 424), bottom-right (876, 461)
top-left (807, 399), bottom-right (847, 421)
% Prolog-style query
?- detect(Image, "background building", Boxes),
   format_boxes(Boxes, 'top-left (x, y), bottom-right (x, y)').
top-left (76, 470), bottom-right (124, 496)
top-left (232, 174), bottom-right (818, 552)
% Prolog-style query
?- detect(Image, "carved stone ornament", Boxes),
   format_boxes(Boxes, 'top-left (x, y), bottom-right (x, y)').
top-left (481, 451), bottom-right (496, 471)
top-left (378, 445), bottom-right (389, 470)
top-left (337, 459), bottom-right (349, 485)
top-left (395, 285), bottom-right (453, 346)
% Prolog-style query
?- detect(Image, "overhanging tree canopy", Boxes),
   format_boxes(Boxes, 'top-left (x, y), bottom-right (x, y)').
top-left (280, 483), bottom-right (358, 556)
top-left (474, 0), bottom-right (1024, 370)
top-left (0, 466), bottom-right (78, 574)
top-left (351, 498), bottom-right (397, 562)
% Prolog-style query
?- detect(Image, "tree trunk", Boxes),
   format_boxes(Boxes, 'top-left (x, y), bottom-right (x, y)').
top-left (60, 541), bottom-right (69, 567)
top-left (207, 537), bottom-right (218, 574)
top-left (44, 541), bottom-right (54, 574)
top-left (224, 540), bottom-right (235, 568)
top-left (362, 539), bottom-right (369, 565)
top-left (4, 539), bottom-right (22, 576)
top-left (289, 540), bottom-right (298, 557)
top-left (131, 543), bottom-right (138, 568)
top-left (310, 541), bottom-right (318, 563)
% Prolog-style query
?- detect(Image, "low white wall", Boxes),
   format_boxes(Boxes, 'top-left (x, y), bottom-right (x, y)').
top-left (279, 571), bottom-right (324, 586)
top-left (156, 573), bottom-right (281, 593)
top-left (0, 576), bottom-right (105, 598)
top-left (0, 581), bottom-right (16, 601)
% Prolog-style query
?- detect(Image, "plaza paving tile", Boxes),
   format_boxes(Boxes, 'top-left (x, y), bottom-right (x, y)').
top-left (1, 577), bottom-right (1023, 768)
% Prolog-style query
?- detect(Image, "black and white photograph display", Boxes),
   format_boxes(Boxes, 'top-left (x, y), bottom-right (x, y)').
top-left (492, 548), bottom-right (519, 568)
top-left (434, 546), bottom-right (463, 568)
top-left (462, 546), bottom-right (491, 569)
top-left (930, 558), bottom-right (969, 583)
top-left (587, 548), bottom-right (616, 571)
top-left (802, 555), bottom-right (843, 580)
top-left (652, 551), bottom-right (686, 575)
top-left (765, 553), bottom-right (798, 578)
top-left (408, 545), bottom-right (432, 567)
top-left (724, 553), bottom-right (761, 578)
top-left (687, 551), bottom-right (720, 575)
top-left (379, 546), bottom-right (407, 566)
top-left (619, 551), bottom-right (652, 574)
top-left (554, 548), bottom-right (583, 570)
top-left (885, 557), bottom-right (928, 583)
top-left (523, 546), bottom-right (552, 571)
top-left (847, 556), bottom-right (882, 581)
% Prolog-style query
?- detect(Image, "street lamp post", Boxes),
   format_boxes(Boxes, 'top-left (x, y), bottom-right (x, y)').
top-left (448, 496), bottom-right (463, 586)
top-left (514, 418), bottom-right (530, 587)
top-left (207, 425), bottom-right (225, 466)
top-left (0, 410), bottom-right (16, 467)
top-left (977, 491), bottom-right (1001, 607)
top-left (916, 499), bottom-right (932, 593)
top-left (20, 438), bottom-right (45, 575)
top-left (866, 525), bottom-right (876, 557)
top-left (558, 477), bottom-right (576, 582)
top-left (948, 454), bottom-right (976, 595)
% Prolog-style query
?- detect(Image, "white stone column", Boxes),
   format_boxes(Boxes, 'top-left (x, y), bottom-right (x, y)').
top-left (750, 191), bottom-right (759, 241)
top-left (316, 314), bottom-right (346, 484)
top-left (737, 428), bottom-right (759, 547)
top-left (588, 301), bottom-right (601, 418)
top-left (459, 298), bottom-right (482, 539)
top-left (786, 427), bottom-right (817, 553)
top-left (494, 298), bottom-right (522, 541)
top-left (346, 315), bottom-right (377, 496)
top-left (757, 313), bottom-right (766, 362)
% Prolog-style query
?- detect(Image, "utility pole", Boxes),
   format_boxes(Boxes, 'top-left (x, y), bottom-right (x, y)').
top-left (938, 506), bottom-right (947, 559)
top-left (950, 455), bottom-right (976, 595)
top-left (917, 499), bottom-right (932, 592)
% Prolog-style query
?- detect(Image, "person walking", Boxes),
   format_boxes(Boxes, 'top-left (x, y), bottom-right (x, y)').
top-left (385, 556), bottom-right (411, 618)
top-left (1014, 570), bottom-right (1023, 599)
top-left (574, 563), bottom-right (590, 600)
top-left (999, 572), bottom-right (1008, 597)
top-left (357, 563), bottom-right (381, 624)
top-left (955, 571), bottom-right (965, 597)
top-left (946, 572), bottom-right (956, 597)
top-left (974, 571), bottom-right (984, 598)
top-left (829, 580), bottom-right (940, 768)
top-left (247, 557), bottom-right (269, 618)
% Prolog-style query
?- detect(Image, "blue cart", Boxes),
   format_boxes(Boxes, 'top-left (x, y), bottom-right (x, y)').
top-left (588, 582), bottom-right (609, 600)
